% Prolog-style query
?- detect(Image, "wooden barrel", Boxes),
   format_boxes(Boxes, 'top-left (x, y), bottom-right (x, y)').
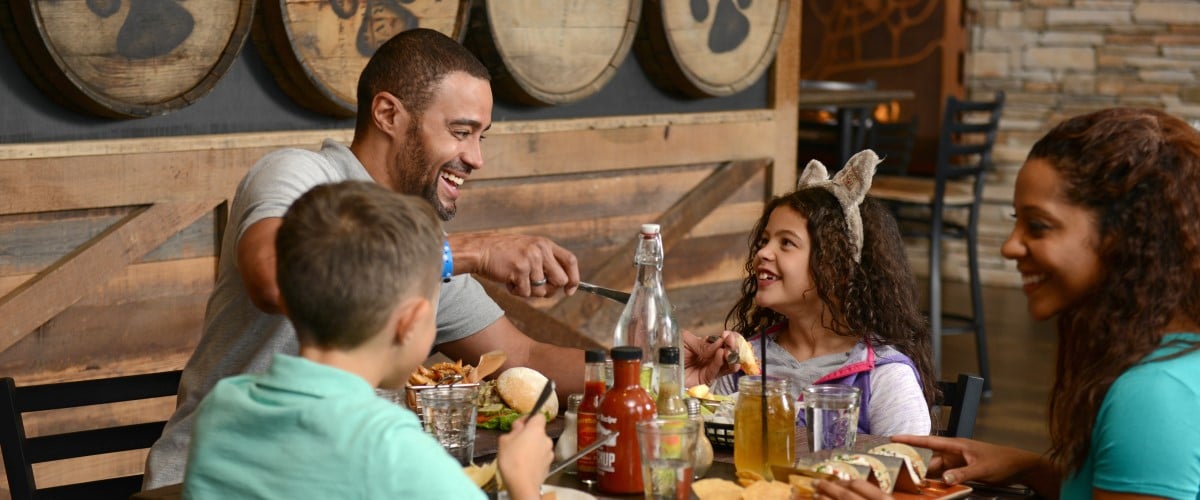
top-left (254, 0), bottom-right (470, 118)
top-left (636, 0), bottom-right (788, 97)
top-left (466, 0), bottom-right (641, 106)
top-left (0, 0), bottom-right (254, 119)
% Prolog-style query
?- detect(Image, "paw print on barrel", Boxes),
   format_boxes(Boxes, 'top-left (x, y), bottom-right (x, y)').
top-left (637, 0), bottom-right (788, 97)
top-left (85, 0), bottom-right (195, 60)
top-left (690, 0), bottom-right (752, 53)
top-left (325, 0), bottom-right (420, 56)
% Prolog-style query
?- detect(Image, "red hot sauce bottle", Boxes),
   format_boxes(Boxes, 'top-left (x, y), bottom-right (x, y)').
top-left (576, 349), bottom-right (608, 484)
top-left (597, 346), bottom-right (657, 494)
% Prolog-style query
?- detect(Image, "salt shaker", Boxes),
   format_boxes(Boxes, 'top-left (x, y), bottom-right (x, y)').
top-left (686, 397), bottom-right (714, 479)
top-left (554, 393), bottom-right (583, 472)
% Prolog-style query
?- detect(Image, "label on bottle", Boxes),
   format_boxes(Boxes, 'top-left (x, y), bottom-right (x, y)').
top-left (597, 403), bottom-right (651, 493)
top-left (595, 416), bottom-right (619, 475)
top-left (576, 410), bottom-right (599, 479)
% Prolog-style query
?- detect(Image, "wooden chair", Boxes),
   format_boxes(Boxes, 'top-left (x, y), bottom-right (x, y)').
top-left (0, 370), bottom-right (182, 500)
top-left (869, 91), bottom-right (1005, 394)
top-left (798, 79), bottom-right (877, 167)
top-left (934, 374), bottom-right (986, 438)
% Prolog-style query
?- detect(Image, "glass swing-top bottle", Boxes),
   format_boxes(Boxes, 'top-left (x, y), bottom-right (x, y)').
top-left (611, 223), bottom-right (680, 396)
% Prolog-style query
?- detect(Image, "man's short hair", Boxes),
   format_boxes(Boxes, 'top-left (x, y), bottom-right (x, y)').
top-left (356, 28), bottom-right (490, 128)
top-left (276, 181), bottom-right (443, 349)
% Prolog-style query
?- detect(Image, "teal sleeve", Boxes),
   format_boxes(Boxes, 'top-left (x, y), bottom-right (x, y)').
top-left (1090, 368), bottom-right (1200, 499)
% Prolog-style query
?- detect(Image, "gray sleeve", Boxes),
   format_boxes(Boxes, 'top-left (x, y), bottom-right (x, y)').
top-left (434, 274), bottom-right (504, 344)
top-left (234, 148), bottom-right (342, 241)
top-left (711, 372), bottom-right (738, 395)
top-left (867, 363), bottom-right (932, 436)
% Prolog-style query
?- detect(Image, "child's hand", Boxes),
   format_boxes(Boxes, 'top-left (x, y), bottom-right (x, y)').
top-left (683, 330), bottom-right (741, 386)
top-left (497, 412), bottom-right (553, 500)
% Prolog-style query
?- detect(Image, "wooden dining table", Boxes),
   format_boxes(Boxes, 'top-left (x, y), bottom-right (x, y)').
top-left (134, 420), bottom-right (1033, 500)
top-left (475, 422), bottom-right (1034, 500)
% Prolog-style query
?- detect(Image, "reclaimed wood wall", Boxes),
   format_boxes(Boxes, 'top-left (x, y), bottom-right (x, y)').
top-left (0, 0), bottom-right (801, 492)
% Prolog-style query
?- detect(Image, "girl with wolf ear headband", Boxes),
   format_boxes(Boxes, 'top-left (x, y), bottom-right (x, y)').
top-left (710, 150), bottom-right (937, 437)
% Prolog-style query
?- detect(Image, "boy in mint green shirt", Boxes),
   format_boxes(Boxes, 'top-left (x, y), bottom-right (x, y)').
top-left (183, 181), bottom-right (552, 499)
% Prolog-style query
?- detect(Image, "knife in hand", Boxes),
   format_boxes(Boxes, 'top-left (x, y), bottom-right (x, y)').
top-left (578, 281), bottom-right (631, 304)
top-left (523, 380), bottom-right (555, 424)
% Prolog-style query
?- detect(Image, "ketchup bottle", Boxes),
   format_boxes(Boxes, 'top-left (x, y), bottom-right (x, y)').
top-left (597, 346), bottom-right (656, 494)
top-left (576, 349), bottom-right (607, 484)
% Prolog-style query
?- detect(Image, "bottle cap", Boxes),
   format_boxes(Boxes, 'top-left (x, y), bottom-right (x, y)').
top-left (611, 346), bottom-right (642, 361)
top-left (658, 346), bottom-right (680, 365)
top-left (567, 393), bottom-right (583, 412)
top-left (585, 349), bottom-right (606, 363)
top-left (640, 223), bottom-right (660, 235)
top-left (686, 397), bottom-right (700, 418)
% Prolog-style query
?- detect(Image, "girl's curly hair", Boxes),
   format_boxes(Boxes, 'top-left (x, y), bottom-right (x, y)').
top-left (1029, 108), bottom-right (1200, 473)
top-left (725, 189), bottom-right (936, 408)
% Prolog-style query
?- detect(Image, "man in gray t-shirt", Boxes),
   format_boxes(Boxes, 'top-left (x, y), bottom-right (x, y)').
top-left (144, 29), bottom-right (606, 489)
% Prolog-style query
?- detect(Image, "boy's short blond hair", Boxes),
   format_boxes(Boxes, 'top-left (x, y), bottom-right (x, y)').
top-left (275, 180), bottom-right (443, 349)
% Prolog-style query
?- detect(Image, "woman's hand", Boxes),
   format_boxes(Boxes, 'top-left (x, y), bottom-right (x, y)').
top-left (890, 435), bottom-right (1056, 495)
top-left (497, 413), bottom-right (554, 500)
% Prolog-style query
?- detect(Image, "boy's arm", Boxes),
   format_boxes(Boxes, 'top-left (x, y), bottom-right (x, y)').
top-left (437, 317), bottom-right (585, 405)
top-left (237, 218), bottom-right (285, 315)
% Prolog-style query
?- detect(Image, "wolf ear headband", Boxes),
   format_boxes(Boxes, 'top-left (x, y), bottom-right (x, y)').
top-left (796, 149), bottom-right (880, 262)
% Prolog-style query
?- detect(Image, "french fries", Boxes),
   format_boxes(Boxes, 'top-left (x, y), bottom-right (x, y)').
top-left (408, 360), bottom-right (473, 386)
top-left (408, 351), bottom-right (506, 386)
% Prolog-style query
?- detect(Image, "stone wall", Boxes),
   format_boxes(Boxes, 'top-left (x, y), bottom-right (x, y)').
top-left (946, 0), bottom-right (1200, 287)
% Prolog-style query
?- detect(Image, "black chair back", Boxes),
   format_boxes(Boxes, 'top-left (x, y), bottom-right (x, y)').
top-left (867, 116), bottom-right (919, 176)
top-left (0, 371), bottom-right (182, 500)
top-left (934, 92), bottom-right (1006, 206)
top-left (935, 373), bottom-right (985, 438)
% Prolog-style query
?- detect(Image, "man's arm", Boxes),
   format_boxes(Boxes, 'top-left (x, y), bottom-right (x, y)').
top-left (436, 316), bottom-right (585, 406)
top-left (236, 218), bottom-right (285, 315)
top-left (448, 232), bottom-right (580, 298)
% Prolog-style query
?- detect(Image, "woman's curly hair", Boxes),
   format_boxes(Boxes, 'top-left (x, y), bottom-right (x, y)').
top-left (725, 189), bottom-right (936, 408)
top-left (1029, 108), bottom-right (1200, 473)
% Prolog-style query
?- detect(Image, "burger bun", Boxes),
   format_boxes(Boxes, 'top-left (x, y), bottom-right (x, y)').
top-left (496, 367), bottom-right (558, 421)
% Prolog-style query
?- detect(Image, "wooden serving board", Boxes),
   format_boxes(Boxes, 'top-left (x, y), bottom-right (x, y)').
top-left (0, 0), bottom-right (253, 118)
top-left (894, 480), bottom-right (973, 500)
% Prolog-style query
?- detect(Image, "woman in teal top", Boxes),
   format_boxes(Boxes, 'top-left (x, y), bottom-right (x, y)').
top-left (817, 109), bottom-right (1200, 500)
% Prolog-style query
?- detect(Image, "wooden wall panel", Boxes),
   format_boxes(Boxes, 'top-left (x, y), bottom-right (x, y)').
top-left (0, 209), bottom-right (218, 276)
top-left (0, 115), bottom-right (785, 383)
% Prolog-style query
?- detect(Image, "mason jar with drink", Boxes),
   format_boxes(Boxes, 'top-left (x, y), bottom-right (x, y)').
top-left (733, 376), bottom-right (795, 480)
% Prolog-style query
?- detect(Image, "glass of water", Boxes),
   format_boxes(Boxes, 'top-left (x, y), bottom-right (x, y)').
top-left (637, 418), bottom-right (698, 500)
top-left (418, 386), bottom-right (478, 466)
top-left (802, 384), bottom-right (861, 453)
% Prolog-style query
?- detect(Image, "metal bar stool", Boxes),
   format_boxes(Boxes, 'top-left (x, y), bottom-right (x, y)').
top-left (868, 91), bottom-right (1005, 394)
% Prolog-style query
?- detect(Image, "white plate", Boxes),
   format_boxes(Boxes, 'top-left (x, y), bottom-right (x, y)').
top-left (498, 484), bottom-right (596, 500)
top-left (542, 485), bottom-right (597, 500)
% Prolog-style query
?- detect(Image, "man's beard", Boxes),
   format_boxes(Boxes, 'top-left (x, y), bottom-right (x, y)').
top-left (396, 123), bottom-right (456, 221)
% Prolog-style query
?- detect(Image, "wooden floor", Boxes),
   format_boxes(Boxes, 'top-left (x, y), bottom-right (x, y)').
top-left (936, 280), bottom-right (1056, 453)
